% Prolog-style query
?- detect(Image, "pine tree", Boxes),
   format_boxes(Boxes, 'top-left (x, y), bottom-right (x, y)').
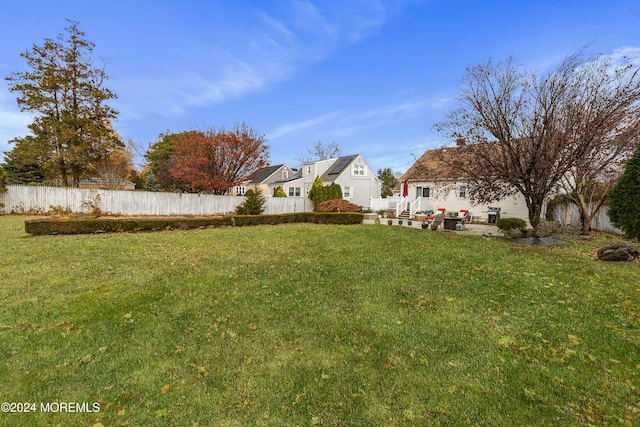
top-left (143, 171), bottom-right (161, 192)
top-left (0, 166), bottom-right (7, 192)
top-left (5, 20), bottom-right (121, 186)
top-left (608, 144), bottom-right (640, 240)
top-left (236, 187), bottom-right (266, 215)
top-left (2, 144), bottom-right (45, 185)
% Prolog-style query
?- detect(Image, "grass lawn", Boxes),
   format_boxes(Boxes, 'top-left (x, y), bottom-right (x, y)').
top-left (0, 215), bottom-right (638, 426)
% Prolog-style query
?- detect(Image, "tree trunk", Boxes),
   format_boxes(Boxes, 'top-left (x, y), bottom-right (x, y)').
top-left (526, 197), bottom-right (544, 229)
top-left (577, 205), bottom-right (592, 234)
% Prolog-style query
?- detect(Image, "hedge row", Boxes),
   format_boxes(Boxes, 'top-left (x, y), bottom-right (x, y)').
top-left (25, 212), bottom-right (364, 235)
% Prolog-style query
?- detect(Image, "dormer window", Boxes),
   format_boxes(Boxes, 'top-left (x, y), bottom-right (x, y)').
top-left (352, 165), bottom-right (365, 176)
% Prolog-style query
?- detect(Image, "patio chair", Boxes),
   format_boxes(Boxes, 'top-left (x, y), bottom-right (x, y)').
top-left (425, 207), bottom-right (446, 222)
top-left (431, 213), bottom-right (444, 230)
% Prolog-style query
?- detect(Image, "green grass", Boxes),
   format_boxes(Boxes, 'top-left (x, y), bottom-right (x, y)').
top-left (0, 215), bottom-right (638, 426)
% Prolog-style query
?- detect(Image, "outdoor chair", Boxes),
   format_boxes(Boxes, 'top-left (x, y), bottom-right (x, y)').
top-left (431, 214), bottom-right (444, 230)
top-left (425, 207), bottom-right (446, 222)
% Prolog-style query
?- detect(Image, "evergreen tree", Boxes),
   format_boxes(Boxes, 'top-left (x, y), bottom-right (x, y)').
top-left (273, 186), bottom-right (287, 197)
top-left (608, 144), bottom-right (640, 239)
top-left (143, 171), bottom-right (161, 192)
top-left (2, 144), bottom-right (45, 184)
top-left (326, 183), bottom-right (343, 200)
top-left (308, 175), bottom-right (326, 209)
top-left (236, 187), bottom-right (266, 215)
top-left (0, 166), bottom-right (7, 192)
top-left (377, 167), bottom-right (398, 198)
top-left (5, 20), bottom-right (121, 186)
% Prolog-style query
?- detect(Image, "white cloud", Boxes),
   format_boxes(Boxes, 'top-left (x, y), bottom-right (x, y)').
top-left (269, 94), bottom-right (453, 141)
top-left (118, 1), bottom-right (392, 121)
top-left (600, 46), bottom-right (640, 64)
top-left (269, 110), bottom-right (347, 139)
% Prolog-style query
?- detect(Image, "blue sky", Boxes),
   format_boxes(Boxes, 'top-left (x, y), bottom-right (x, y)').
top-left (1, 1), bottom-right (640, 174)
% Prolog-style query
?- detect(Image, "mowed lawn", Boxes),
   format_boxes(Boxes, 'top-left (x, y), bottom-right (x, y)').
top-left (0, 215), bottom-right (638, 426)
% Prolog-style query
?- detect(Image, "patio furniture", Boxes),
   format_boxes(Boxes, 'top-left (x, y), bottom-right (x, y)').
top-left (431, 214), bottom-right (444, 230)
top-left (443, 216), bottom-right (465, 230)
top-left (425, 207), bottom-right (446, 222)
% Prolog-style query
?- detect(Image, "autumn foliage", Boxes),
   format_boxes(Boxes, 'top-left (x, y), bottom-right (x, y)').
top-left (316, 199), bottom-right (360, 212)
top-left (169, 123), bottom-right (269, 194)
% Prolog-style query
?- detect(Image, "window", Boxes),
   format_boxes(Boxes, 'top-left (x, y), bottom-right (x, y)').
top-left (416, 187), bottom-right (430, 198)
top-left (457, 185), bottom-right (467, 199)
top-left (288, 187), bottom-right (301, 197)
top-left (282, 169), bottom-right (289, 179)
top-left (343, 186), bottom-right (351, 197)
top-left (236, 186), bottom-right (246, 196)
top-left (352, 165), bottom-right (365, 176)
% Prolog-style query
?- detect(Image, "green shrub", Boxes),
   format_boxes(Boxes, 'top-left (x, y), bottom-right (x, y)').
top-left (273, 186), bottom-right (287, 198)
top-left (304, 212), bottom-right (364, 225)
top-left (25, 216), bottom-right (233, 235)
top-left (325, 183), bottom-right (343, 200)
top-left (308, 176), bottom-right (326, 209)
top-left (25, 213), bottom-right (363, 235)
top-left (235, 187), bottom-right (266, 215)
top-left (496, 217), bottom-right (527, 232)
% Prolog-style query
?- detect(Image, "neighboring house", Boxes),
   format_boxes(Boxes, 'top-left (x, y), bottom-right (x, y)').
top-left (78, 175), bottom-right (135, 191)
top-left (400, 143), bottom-right (531, 224)
top-left (268, 154), bottom-right (381, 208)
top-left (231, 164), bottom-right (296, 196)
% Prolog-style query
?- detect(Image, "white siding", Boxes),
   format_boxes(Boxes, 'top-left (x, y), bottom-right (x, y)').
top-left (406, 181), bottom-right (531, 225)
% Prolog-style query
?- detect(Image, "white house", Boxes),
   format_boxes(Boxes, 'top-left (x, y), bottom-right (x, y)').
top-left (231, 164), bottom-right (296, 196)
top-left (268, 155), bottom-right (381, 209)
top-left (400, 144), bottom-right (531, 224)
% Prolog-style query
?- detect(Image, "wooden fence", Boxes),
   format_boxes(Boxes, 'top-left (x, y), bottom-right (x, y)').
top-left (0, 185), bottom-right (313, 216)
top-left (551, 203), bottom-right (623, 235)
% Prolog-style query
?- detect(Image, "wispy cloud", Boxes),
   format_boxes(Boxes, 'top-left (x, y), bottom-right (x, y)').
top-left (119, 1), bottom-right (391, 121)
top-left (269, 94), bottom-right (454, 141)
top-left (601, 46), bottom-right (640, 64)
top-left (269, 110), bottom-right (347, 139)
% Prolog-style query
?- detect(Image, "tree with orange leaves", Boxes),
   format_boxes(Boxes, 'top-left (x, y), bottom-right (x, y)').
top-left (169, 123), bottom-right (269, 194)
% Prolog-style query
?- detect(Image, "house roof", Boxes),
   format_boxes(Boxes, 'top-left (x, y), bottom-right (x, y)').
top-left (247, 164), bottom-right (285, 184)
top-left (401, 144), bottom-right (480, 181)
top-left (79, 175), bottom-right (134, 186)
top-left (320, 155), bottom-right (359, 182)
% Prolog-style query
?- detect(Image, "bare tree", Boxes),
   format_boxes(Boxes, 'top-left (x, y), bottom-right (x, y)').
top-left (435, 49), bottom-right (640, 229)
top-left (296, 141), bottom-right (342, 164)
top-left (554, 56), bottom-right (640, 232)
